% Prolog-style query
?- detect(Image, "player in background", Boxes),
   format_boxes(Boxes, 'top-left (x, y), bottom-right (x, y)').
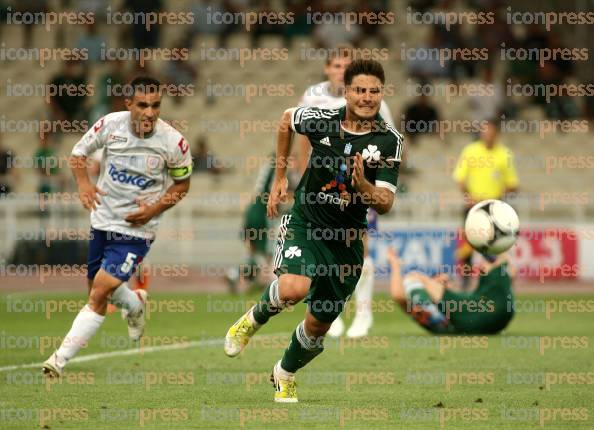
top-left (387, 248), bottom-right (515, 334)
top-left (297, 46), bottom-right (395, 338)
top-left (225, 60), bottom-right (403, 402)
top-left (42, 77), bottom-right (192, 377)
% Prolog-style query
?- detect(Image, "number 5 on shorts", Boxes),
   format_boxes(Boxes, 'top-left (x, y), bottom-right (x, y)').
top-left (121, 252), bottom-right (137, 274)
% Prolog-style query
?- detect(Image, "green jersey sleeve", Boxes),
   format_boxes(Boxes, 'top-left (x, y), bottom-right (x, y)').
top-left (290, 107), bottom-right (338, 138)
top-left (375, 125), bottom-right (404, 193)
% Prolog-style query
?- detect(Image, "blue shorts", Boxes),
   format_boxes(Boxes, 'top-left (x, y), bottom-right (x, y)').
top-left (87, 228), bottom-right (152, 282)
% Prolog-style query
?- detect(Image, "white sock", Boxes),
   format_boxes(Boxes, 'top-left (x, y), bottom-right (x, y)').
top-left (110, 283), bottom-right (142, 315)
top-left (276, 361), bottom-right (295, 379)
top-left (354, 256), bottom-right (374, 320)
top-left (331, 315), bottom-right (344, 326)
top-left (247, 306), bottom-right (262, 329)
top-left (56, 304), bottom-right (105, 363)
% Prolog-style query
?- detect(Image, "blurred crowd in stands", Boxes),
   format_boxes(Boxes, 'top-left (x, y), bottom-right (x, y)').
top-left (0, 0), bottom-right (592, 198)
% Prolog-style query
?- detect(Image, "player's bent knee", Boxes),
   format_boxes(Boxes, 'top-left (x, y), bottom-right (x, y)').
top-left (278, 275), bottom-right (311, 303)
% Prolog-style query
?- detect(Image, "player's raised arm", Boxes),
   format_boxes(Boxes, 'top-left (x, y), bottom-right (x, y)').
top-left (267, 108), bottom-right (295, 218)
top-left (386, 248), bottom-right (406, 304)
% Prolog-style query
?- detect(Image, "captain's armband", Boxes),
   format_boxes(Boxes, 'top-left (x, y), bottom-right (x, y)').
top-left (169, 165), bottom-right (192, 181)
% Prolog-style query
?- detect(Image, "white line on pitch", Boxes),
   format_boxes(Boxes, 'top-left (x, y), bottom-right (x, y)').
top-left (0, 334), bottom-right (286, 373)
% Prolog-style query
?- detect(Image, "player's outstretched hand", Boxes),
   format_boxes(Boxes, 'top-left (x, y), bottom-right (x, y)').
top-left (351, 153), bottom-right (367, 191)
top-left (78, 181), bottom-right (107, 211)
top-left (125, 198), bottom-right (157, 227)
top-left (267, 177), bottom-right (288, 218)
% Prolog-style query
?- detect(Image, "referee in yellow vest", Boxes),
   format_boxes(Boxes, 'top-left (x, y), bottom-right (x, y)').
top-left (452, 119), bottom-right (519, 287)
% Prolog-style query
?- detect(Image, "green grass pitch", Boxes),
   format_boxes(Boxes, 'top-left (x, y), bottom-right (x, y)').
top-left (0, 292), bottom-right (593, 429)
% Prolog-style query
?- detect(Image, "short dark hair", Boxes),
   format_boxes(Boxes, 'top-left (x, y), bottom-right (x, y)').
top-left (127, 76), bottom-right (161, 98)
top-left (344, 59), bottom-right (385, 86)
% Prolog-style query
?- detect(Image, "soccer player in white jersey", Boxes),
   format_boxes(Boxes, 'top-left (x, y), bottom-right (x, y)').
top-left (42, 77), bottom-right (193, 377)
top-left (297, 47), bottom-right (394, 338)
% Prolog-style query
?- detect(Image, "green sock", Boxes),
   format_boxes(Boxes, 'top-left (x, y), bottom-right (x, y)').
top-left (280, 321), bottom-right (324, 373)
top-left (252, 280), bottom-right (284, 325)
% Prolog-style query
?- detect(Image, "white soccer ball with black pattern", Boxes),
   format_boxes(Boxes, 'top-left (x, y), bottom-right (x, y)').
top-left (464, 199), bottom-right (520, 255)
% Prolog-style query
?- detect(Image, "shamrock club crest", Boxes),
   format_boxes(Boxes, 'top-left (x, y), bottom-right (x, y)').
top-left (284, 246), bottom-right (302, 259)
top-left (361, 145), bottom-right (381, 163)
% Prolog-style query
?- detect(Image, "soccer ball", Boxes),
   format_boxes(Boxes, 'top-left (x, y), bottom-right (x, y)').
top-left (464, 199), bottom-right (520, 255)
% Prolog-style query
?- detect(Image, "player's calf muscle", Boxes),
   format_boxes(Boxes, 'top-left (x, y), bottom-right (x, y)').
top-left (304, 312), bottom-right (331, 337)
top-left (89, 270), bottom-right (122, 314)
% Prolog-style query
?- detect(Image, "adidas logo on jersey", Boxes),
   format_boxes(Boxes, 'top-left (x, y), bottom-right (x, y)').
top-left (320, 137), bottom-right (331, 146)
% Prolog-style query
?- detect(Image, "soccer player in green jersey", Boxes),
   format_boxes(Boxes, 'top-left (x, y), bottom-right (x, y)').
top-left (224, 60), bottom-right (404, 403)
top-left (387, 248), bottom-right (515, 335)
